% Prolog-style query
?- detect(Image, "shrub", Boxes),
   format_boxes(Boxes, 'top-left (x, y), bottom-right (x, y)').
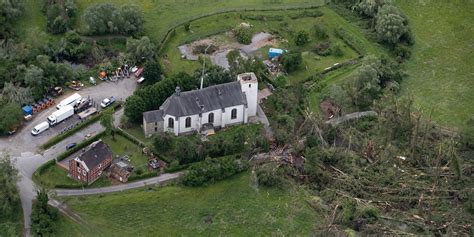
top-left (314, 24), bottom-right (329, 39)
top-left (233, 25), bottom-right (252, 44)
top-left (295, 30), bottom-right (310, 46)
top-left (281, 52), bottom-right (302, 73)
top-left (182, 156), bottom-right (248, 186)
top-left (393, 43), bottom-right (412, 61)
top-left (314, 41), bottom-right (332, 56)
top-left (332, 44), bottom-right (344, 57)
top-left (273, 75), bottom-right (288, 88)
top-left (153, 133), bottom-right (173, 151)
top-left (254, 135), bottom-right (270, 152)
top-left (256, 164), bottom-right (284, 187)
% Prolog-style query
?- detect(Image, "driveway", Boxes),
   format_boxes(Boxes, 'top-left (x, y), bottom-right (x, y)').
top-left (0, 77), bottom-right (137, 236)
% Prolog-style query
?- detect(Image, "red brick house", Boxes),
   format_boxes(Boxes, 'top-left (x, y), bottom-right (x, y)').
top-left (68, 140), bottom-right (113, 185)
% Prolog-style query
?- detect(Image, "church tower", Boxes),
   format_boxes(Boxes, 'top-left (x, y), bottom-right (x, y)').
top-left (237, 72), bottom-right (258, 117)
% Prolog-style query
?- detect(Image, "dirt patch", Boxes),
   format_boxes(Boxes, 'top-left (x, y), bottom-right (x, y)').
top-left (320, 100), bottom-right (340, 120)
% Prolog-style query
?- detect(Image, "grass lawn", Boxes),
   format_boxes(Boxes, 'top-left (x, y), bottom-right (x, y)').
top-left (395, 0), bottom-right (474, 130)
top-left (56, 172), bottom-right (320, 236)
top-left (101, 134), bottom-right (152, 176)
top-left (35, 164), bottom-right (111, 189)
top-left (161, 7), bottom-right (361, 83)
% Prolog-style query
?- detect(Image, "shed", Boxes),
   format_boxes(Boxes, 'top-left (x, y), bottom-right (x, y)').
top-left (22, 106), bottom-right (33, 115)
top-left (268, 48), bottom-right (283, 59)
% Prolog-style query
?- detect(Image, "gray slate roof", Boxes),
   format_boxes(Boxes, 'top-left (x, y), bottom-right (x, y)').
top-left (144, 81), bottom-right (247, 122)
top-left (143, 109), bottom-right (164, 123)
top-left (78, 140), bottom-right (112, 169)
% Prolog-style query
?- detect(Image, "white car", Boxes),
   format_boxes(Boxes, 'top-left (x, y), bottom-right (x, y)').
top-left (137, 77), bottom-right (145, 84)
top-left (130, 66), bottom-right (138, 73)
top-left (100, 96), bottom-right (116, 108)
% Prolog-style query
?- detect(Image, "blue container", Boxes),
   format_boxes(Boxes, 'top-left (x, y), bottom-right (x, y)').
top-left (22, 105), bottom-right (33, 115)
top-left (268, 48), bottom-right (284, 59)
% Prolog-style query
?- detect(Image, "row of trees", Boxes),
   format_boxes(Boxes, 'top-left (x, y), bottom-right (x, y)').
top-left (84, 3), bottom-right (143, 36)
top-left (182, 156), bottom-right (249, 186)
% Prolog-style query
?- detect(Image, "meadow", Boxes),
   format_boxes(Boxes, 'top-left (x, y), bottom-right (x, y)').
top-left (56, 172), bottom-right (320, 236)
top-left (395, 0), bottom-right (474, 129)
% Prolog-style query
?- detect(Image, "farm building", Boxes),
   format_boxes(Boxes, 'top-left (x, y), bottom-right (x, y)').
top-left (68, 140), bottom-right (113, 185)
top-left (143, 73), bottom-right (259, 136)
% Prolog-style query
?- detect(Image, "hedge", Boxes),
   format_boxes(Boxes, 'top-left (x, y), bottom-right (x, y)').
top-left (40, 102), bottom-right (122, 150)
top-left (127, 172), bottom-right (158, 182)
top-left (115, 128), bottom-right (145, 147)
top-left (334, 27), bottom-right (366, 56)
top-left (164, 164), bottom-right (189, 173)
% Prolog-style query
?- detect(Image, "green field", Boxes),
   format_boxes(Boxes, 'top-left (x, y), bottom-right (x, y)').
top-left (395, 0), bottom-right (474, 130)
top-left (56, 172), bottom-right (320, 236)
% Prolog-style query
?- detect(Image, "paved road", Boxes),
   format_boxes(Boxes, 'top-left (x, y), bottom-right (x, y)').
top-left (55, 172), bottom-right (183, 197)
top-left (0, 78), bottom-right (137, 236)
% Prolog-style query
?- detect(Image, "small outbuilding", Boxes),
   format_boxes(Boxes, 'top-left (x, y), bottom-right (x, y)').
top-left (109, 159), bottom-right (134, 183)
top-left (268, 48), bottom-right (283, 59)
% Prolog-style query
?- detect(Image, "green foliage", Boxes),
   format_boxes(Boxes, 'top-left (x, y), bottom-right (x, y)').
top-left (273, 75), bottom-right (288, 88)
top-left (182, 156), bottom-right (248, 186)
top-left (375, 4), bottom-right (409, 44)
top-left (233, 25), bottom-right (252, 44)
top-left (126, 36), bottom-right (156, 64)
top-left (313, 41), bottom-right (332, 56)
top-left (281, 52), bottom-right (302, 73)
top-left (295, 30), bottom-right (310, 46)
top-left (461, 117), bottom-right (474, 149)
top-left (0, 153), bottom-right (20, 233)
top-left (100, 108), bottom-right (114, 138)
top-left (194, 65), bottom-right (233, 88)
top-left (0, 103), bottom-right (22, 135)
top-left (332, 44), bottom-right (344, 57)
top-left (43, 0), bottom-right (76, 34)
top-left (31, 189), bottom-right (59, 236)
top-left (125, 72), bottom-right (197, 124)
top-left (153, 133), bottom-right (173, 151)
top-left (256, 163), bottom-right (284, 187)
top-left (143, 61), bottom-right (162, 84)
top-left (84, 3), bottom-right (143, 36)
top-left (0, 0), bottom-right (25, 38)
top-left (313, 23), bottom-right (329, 40)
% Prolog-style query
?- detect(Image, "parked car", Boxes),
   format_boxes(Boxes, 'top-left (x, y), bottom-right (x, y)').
top-left (137, 77), bottom-right (145, 84)
top-left (66, 143), bottom-right (77, 150)
top-left (100, 96), bottom-right (116, 108)
top-left (148, 159), bottom-right (160, 169)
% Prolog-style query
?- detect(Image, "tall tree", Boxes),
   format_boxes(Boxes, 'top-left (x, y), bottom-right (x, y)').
top-left (0, 103), bottom-right (23, 135)
top-left (126, 36), bottom-right (155, 64)
top-left (100, 109), bottom-right (115, 139)
top-left (143, 61), bottom-right (162, 85)
top-left (0, 153), bottom-right (19, 217)
top-left (31, 188), bottom-right (58, 236)
top-left (375, 4), bottom-right (408, 44)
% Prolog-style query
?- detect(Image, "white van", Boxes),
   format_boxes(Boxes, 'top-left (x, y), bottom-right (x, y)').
top-left (31, 121), bottom-right (50, 136)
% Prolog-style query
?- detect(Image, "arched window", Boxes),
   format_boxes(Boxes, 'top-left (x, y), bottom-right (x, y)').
top-left (231, 108), bottom-right (237, 119)
top-left (185, 117), bottom-right (191, 128)
top-left (168, 118), bottom-right (174, 128)
top-left (208, 113), bottom-right (214, 123)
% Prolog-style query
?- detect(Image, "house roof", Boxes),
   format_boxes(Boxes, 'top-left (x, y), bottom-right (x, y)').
top-left (77, 140), bottom-right (112, 170)
top-left (143, 109), bottom-right (164, 123)
top-left (159, 81), bottom-right (247, 118)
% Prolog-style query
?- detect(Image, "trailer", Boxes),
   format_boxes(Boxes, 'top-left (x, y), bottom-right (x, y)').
top-left (48, 105), bottom-right (74, 126)
top-left (57, 93), bottom-right (82, 110)
top-left (78, 107), bottom-right (97, 120)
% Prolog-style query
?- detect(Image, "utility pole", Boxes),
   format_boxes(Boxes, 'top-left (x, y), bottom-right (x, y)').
top-left (200, 44), bottom-right (211, 90)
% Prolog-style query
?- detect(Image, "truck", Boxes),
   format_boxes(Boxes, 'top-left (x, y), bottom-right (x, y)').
top-left (31, 121), bottom-right (50, 136)
top-left (78, 107), bottom-right (97, 120)
top-left (48, 105), bottom-right (74, 126)
top-left (56, 93), bottom-right (82, 110)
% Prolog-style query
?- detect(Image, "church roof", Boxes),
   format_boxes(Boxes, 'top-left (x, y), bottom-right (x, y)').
top-left (144, 81), bottom-right (247, 123)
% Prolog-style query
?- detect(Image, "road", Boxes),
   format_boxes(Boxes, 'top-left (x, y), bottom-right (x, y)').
top-left (55, 172), bottom-right (183, 196)
top-left (0, 78), bottom-right (137, 236)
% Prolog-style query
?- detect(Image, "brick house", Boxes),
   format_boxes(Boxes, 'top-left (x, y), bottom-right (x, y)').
top-left (68, 140), bottom-right (113, 185)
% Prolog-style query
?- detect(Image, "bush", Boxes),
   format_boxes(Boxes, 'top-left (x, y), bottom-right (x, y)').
top-left (182, 156), bottom-right (248, 186)
top-left (233, 25), bottom-right (252, 44)
top-left (393, 43), bottom-right (412, 61)
top-left (314, 24), bottom-right (329, 39)
top-left (314, 41), bottom-right (332, 56)
top-left (332, 44), bottom-right (344, 57)
top-left (273, 75), bottom-right (288, 88)
top-left (254, 135), bottom-right (270, 152)
top-left (295, 30), bottom-right (310, 46)
top-left (153, 133), bottom-right (173, 151)
top-left (256, 164), bottom-right (284, 187)
top-left (281, 52), bottom-right (302, 73)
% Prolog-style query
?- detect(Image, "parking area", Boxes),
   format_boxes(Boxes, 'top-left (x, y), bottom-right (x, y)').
top-left (0, 77), bottom-right (137, 155)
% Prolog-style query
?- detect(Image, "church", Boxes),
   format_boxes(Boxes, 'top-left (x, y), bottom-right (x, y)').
top-left (142, 72), bottom-right (259, 136)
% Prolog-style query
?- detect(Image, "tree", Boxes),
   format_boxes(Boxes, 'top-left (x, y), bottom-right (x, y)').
top-left (153, 133), bottom-right (172, 151)
top-left (281, 52), bottom-right (302, 73)
top-left (31, 188), bottom-right (58, 236)
top-left (348, 64), bottom-right (381, 109)
top-left (83, 3), bottom-right (143, 35)
top-left (126, 36), bottom-right (155, 64)
top-left (0, 103), bottom-right (23, 135)
top-left (194, 65), bottom-right (233, 87)
top-left (375, 4), bottom-right (408, 44)
top-left (143, 61), bottom-right (162, 85)
top-left (0, 153), bottom-right (20, 218)
top-left (355, 0), bottom-right (391, 17)
top-left (233, 25), bottom-right (252, 44)
top-left (124, 95), bottom-right (146, 124)
top-left (100, 109), bottom-right (115, 139)
top-left (295, 30), bottom-right (309, 46)
top-left (0, 0), bottom-right (25, 38)
top-left (1, 82), bottom-right (33, 105)
top-left (313, 24), bottom-right (329, 39)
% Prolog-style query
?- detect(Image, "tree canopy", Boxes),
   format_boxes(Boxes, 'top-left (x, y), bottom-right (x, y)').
top-left (375, 4), bottom-right (409, 44)
top-left (84, 3), bottom-right (143, 36)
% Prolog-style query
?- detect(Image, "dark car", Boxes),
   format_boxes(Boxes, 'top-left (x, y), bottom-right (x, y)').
top-left (66, 143), bottom-right (77, 150)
